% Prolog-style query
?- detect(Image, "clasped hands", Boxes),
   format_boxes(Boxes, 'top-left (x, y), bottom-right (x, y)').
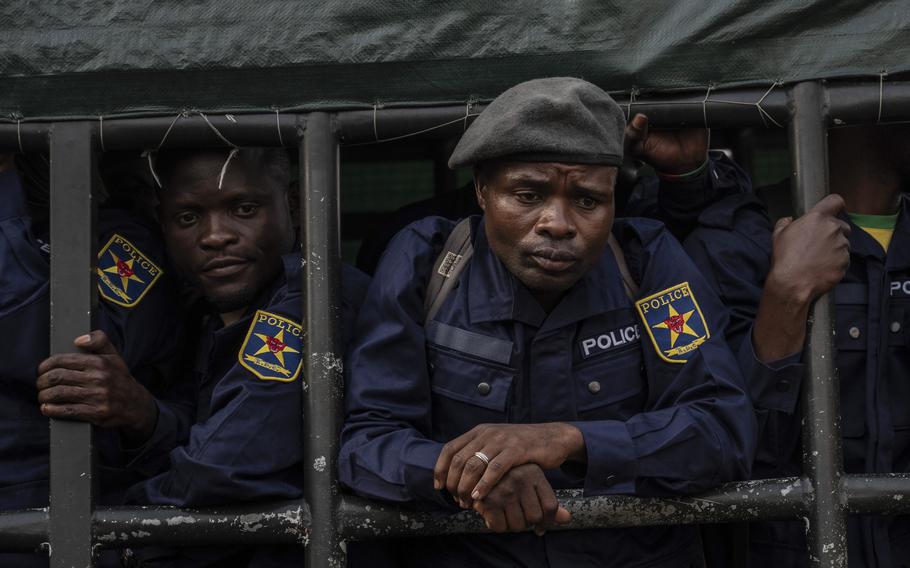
top-left (433, 423), bottom-right (585, 535)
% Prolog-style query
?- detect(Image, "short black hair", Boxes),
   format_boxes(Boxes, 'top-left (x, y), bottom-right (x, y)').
top-left (154, 147), bottom-right (290, 192)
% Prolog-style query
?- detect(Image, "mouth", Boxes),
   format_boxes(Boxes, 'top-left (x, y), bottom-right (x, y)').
top-left (527, 248), bottom-right (579, 273)
top-left (200, 256), bottom-right (253, 278)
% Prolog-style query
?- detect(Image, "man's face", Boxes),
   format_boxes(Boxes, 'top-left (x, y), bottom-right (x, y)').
top-left (476, 161), bottom-right (617, 304)
top-left (158, 153), bottom-right (294, 313)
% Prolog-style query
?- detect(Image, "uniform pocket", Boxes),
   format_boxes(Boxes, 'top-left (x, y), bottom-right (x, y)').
top-left (573, 345), bottom-right (645, 421)
top-left (886, 298), bottom-right (910, 429)
top-left (427, 346), bottom-right (515, 440)
top-left (834, 284), bottom-right (868, 439)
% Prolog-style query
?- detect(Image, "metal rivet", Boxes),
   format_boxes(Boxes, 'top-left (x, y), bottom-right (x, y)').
top-left (476, 382), bottom-right (491, 395)
top-left (892, 321), bottom-right (902, 333)
top-left (588, 381), bottom-right (601, 394)
top-left (775, 379), bottom-right (790, 393)
top-left (849, 326), bottom-right (861, 339)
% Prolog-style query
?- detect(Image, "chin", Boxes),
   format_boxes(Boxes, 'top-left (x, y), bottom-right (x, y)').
top-left (208, 286), bottom-right (257, 313)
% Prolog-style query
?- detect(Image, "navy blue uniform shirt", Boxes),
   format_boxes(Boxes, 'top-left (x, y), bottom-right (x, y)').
top-left (126, 256), bottom-right (368, 567)
top-left (340, 214), bottom-right (756, 568)
top-left (0, 169), bottom-right (188, 567)
top-left (685, 192), bottom-right (910, 568)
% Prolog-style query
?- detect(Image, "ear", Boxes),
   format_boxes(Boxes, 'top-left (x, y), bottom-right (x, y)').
top-left (474, 173), bottom-right (487, 212)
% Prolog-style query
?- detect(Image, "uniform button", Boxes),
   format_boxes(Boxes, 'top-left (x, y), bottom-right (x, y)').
top-left (588, 381), bottom-right (601, 394)
top-left (476, 382), bottom-right (491, 396)
top-left (892, 321), bottom-right (902, 333)
top-left (775, 379), bottom-right (790, 393)
top-left (849, 326), bottom-right (861, 339)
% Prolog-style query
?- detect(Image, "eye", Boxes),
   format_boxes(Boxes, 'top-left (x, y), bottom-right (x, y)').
top-left (514, 191), bottom-right (542, 204)
top-left (576, 196), bottom-right (599, 210)
top-left (175, 212), bottom-right (199, 227)
top-left (234, 202), bottom-right (259, 217)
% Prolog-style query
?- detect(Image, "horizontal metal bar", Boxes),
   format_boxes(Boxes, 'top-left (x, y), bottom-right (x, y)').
top-left (2, 81), bottom-right (909, 151)
top-left (338, 478), bottom-right (807, 539)
top-left (846, 474), bottom-right (910, 515)
top-left (0, 509), bottom-right (48, 550)
top-left (0, 114), bottom-right (303, 152)
top-left (94, 501), bottom-right (310, 548)
top-left (0, 474), bottom-right (908, 550)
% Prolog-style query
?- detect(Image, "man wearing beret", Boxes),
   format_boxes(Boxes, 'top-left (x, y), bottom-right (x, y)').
top-left (339, 77), bottom-right (757, 567)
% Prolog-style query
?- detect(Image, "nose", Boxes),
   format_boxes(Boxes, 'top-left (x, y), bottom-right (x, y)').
top-left (534, 199), bottom-right (576, 240)
top-left (199, 214), bottom-right (239, 250)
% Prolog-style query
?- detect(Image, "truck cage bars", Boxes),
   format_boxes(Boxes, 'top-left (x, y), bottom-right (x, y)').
top-left (1, 79), bottom-right (909, 567)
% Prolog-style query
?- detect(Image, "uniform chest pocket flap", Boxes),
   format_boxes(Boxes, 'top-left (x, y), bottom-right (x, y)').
top-left (834, 283), bottom-right (868, 352)
top-left (573, 348), bottom-right (645, 417)
top-left (426, 322), bottom-right (515, 412)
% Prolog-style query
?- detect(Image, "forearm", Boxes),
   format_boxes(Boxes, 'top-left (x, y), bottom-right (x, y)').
top-left (752, 273), bottom-right (811, 363)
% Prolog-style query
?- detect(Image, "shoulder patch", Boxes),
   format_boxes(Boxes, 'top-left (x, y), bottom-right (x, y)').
top-left (635, 282), bottom-right (710, 364)
top-left (238, 310), bottom-right (303, 382)
top-left (96, 234), bottom-right (163, 308)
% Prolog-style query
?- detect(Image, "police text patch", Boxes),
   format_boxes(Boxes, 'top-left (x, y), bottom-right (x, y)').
top-left (891, 280), bottom-right (910, 297)
top-left (239, 310), bottom-right (303, 382)
top-left (635, 282), bottom-right (710, 364)
top-left (96, 234), bottom-right (163, 308)
top-left (580, 325), bottom-right (640, 359)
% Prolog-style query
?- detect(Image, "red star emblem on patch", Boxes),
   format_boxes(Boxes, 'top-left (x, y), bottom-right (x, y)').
top-left (266, 335), bottom-right (287, 353)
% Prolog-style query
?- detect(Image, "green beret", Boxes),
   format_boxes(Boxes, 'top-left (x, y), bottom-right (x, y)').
top-left (448, 77), bottom-right (626, 169)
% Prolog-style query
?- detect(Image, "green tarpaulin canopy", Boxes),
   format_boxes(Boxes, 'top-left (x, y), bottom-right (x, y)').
top-left (1, 1), bottom-right (909, 118)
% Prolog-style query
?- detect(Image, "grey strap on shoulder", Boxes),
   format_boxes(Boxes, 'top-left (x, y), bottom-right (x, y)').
top-left (608, 233), bottom-right (639, 300)
top-left (424, 218), bottom-right (474, 325)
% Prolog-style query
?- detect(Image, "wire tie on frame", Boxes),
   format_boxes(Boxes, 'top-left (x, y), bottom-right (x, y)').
top-left (16, 118), bottom-right (23, 154)
top-left (372, 102), bottom-right (382, 142)
top-left (702, 83), bottom-right (714, 128)
top-left (463, 98), bottom-right (474, 132)
top-left (626, 87), bottom-right (639, 121)
top-left (877, 70), bottom-right (888, 124)
top-left (754, 81), bottom-right (784, 128)
top-left (275, 108), bottom-right (285, 147)
top-left (218, 148), bottom-right (240, 190)
top-left (197, 110), bottom-right (239, 149)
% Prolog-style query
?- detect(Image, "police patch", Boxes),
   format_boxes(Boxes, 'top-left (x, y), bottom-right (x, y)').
top-left (635, 282), bottom-right (710, 364)
top-left (96, 234), bottom-right (163, 308)
top-left (238, 310), bottom-right (303, 382)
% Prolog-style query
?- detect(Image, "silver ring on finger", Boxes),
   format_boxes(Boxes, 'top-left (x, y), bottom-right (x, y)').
top-left (473, 451), bottom-right (491, 466)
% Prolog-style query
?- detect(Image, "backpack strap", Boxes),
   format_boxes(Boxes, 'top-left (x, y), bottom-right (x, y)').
top-left (607, 233), bottom-right (639, 300)
top-left (424, 218), bottom-right (474, 325)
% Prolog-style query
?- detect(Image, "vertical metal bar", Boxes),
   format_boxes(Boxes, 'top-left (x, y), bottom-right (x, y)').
top-left (49, 122), bottom-right (97, 567)
top-left (788, 82), bottom-right (848, 567)
top-left (301, 112), bottom-right (345, 567)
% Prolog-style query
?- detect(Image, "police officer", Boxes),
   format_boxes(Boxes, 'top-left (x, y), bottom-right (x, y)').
top-left (0, 154), bottom-right (188, 567)
top-left (683, 124), bottom-right (910, 567)
top-left (89, 147), bottom-right (365, 566)
top-left (339, 77), bottom-right (757, 567)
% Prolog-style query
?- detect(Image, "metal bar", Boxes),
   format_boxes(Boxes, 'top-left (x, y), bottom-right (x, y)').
top-left (2, 471), bottom-right (910, 548)
top-left (4, 82), bottom-right (910, 151)
top-left (0, 510), bottom-right (48, 551)
top-left (94, 502), bottom-right (309, 548)
top-left (338, 479), bottom-right (806, 539)
top-left (846, 474), bottom-right (910, 515)
top-left (789, 81), bottom-right (848, 567)
top-left (49, 121), bottom-right (97, 567)
top-left (301, 112), bottom-right (345, 567)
